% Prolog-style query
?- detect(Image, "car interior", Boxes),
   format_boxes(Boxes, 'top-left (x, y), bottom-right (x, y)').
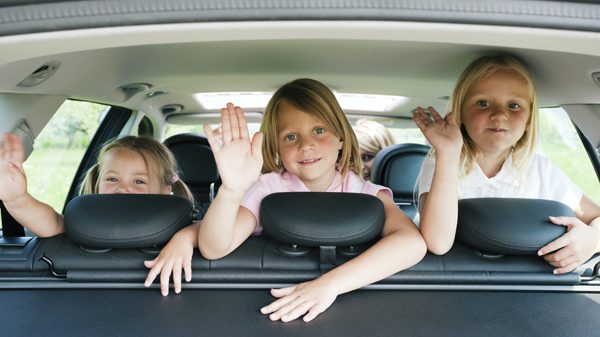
top-left (1, 1), bottom-right (600, 336)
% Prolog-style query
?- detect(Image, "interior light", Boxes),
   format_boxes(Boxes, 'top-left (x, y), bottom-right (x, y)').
top-left (194, 91), bottom-right (407, 112)
top-left (194, 92), bottom-right (273, 110)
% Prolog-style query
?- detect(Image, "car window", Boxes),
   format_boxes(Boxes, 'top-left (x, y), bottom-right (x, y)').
top-left (22, 100), bottom-right (108, 216)
top-left (539, 107), bottom-right (600, 203)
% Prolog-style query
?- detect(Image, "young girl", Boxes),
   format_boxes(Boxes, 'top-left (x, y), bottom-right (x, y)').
top-left (146, 78), bottom-right (426, 322)
top-left (413, 55), bottom-right (600, 274)
top-left (353, 119), bottom-right (395, 181)
top-left (0, 134), bottom-right (194, 237)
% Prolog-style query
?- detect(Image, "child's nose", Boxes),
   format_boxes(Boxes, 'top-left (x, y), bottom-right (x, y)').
top-left (115, 183), bottom-right (132, 194)
top-left (490, 108), bottom-right (509, 120)
top-left (299, 138), bottom-right (315, 151)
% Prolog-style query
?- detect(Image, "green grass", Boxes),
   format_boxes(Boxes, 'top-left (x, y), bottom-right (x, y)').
top-left (22, 148), bottom-right (86, 213)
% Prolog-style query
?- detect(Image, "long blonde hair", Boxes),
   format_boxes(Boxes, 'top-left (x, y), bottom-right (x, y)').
top-left (79, 136), bottom-right (194, 202)
top-left (450, 55), bottom-right (539, 177)
top-left (261, 78), bottom-right (362, 178)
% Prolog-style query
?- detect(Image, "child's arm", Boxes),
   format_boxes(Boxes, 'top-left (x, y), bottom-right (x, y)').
top-left (144, 222), bottom-right (199, 296)
top-left (412, 107), bottom-right (463, 254)
top-left (0, 133), bottom-right (64, 237)
top-left (538, 194), bottom-right (600, 274)
top-left (198, 103), bottom-right (263, 259)
top-left (260, 191), bottom-right (427, 323)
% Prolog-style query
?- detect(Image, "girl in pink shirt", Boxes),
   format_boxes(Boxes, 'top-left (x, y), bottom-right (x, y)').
top-left (145, 78), bottom-right (426, 322)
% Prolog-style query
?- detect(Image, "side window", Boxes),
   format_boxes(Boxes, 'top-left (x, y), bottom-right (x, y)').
top-left (539, 107), bottom-right (600, 203)
top-left (22, 100), bottom-right (108, 214)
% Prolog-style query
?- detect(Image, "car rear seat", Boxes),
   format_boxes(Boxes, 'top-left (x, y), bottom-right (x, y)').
top-left (163, 133), bottom-right (219, 217)
top-left (370, 143), bottom-right (430, 220)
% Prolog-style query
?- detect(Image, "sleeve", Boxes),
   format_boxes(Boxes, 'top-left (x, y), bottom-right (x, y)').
top-left (240, 176), bottom-right (272, 235)
top-left (417, 154), bottom-right (435, 197)
top-left (362, 181), bottom-right (393, 199)
top-left (543, 158), bottom-right (583, 211)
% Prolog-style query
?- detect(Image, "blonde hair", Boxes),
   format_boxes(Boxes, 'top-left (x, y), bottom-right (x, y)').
top-left (79, 136), bottom-right (194, 202)
top-left (261, 78), bottom-right (362, 178)
top-left (449, 55), bottom-right (539, 177)
top-left (354, 119), bottom-right (394, 154)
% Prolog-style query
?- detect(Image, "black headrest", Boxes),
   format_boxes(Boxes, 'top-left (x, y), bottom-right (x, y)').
top-left (163, 133), bottom-right (218, 185)
top-left (260, 192), bottom-right (384, 246)
top-left (370, 143), bottom-right (430, 199)
top-left (64, 194), bottom-right (194, 248)
top-left (457, 198), bottom-right (573, 255)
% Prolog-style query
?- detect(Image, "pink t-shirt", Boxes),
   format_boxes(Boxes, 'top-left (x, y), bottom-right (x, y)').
top-left (241, 170), bottom-right (392, 234)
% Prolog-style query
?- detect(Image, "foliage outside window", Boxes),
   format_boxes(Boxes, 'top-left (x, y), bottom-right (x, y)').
top-left (22, 100), bottom-right (108, 214)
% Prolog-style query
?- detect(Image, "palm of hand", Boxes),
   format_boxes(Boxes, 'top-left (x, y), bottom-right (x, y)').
top-left (425, 119), bottom-right (463, 154)
top-left (0, 138), bottom-right (27, 201)
top-left (214, 139), bottom-right (262, 191)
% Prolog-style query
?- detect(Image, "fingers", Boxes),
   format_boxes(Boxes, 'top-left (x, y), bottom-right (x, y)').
top-left (428, 106), bottom-right (443, 121)
top-left (412, 106), bottom-right (431, 130)
top-left (1, 133), bottom-right (24, 163)
top-left (251, 132), bottom-right (264, 162)
top-left (260, 286), bottom-right (297, 315)
top-left (143, 258), bottom-right (161, 287)
top-left (160, 260), bottom-right (174, 296)
top-left (204, 124), bottom-right (221, 153)
top-left (228, 103), bottom-right (241, 141)
top-left (237, 105), bottom-right (249, 139)
top-left (538, 234), bottom-right (570, 256)
top-left (172, 260), bottom-right (182, 294)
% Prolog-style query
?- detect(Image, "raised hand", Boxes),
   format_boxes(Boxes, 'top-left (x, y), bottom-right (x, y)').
top-left (260, 279), bottom-right (338, 323)
top-left (538, 216), bottom-right (600, 274)
top-left (412, 106), bottom-right (463, 156)
top-left (0, 133), bottom-right (28, 203)
top-left (203, 103), bottom-right (263, 194)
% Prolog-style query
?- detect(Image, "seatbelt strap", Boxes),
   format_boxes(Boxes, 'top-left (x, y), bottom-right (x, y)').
top-left (0, 202), bottom-right (25, 237)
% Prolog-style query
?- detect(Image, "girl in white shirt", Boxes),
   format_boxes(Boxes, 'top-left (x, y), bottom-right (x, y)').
top-left (412, 55), bottom-right (600, 274)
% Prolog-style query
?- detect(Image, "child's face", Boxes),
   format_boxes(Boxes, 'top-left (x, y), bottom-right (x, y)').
top-left (461, 69), bottom-right (531, 157)
top-left (276, 101), bottom-right (343, 191)
top-left (98, 149), bottom-right (171, 195)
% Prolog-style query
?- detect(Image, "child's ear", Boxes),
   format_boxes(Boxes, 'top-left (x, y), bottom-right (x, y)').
top-left (163, 185), bottom-right (173, 195)
top-left (338, 140), bottom-right (343, 150)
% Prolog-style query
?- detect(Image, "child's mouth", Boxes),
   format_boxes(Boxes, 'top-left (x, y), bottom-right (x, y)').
top-left (299, 158), bottom-right (321, 165)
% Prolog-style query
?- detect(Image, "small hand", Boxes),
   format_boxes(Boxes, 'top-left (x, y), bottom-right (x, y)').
top-left (204, 103), bottom-right (263, 193)
top-left (143, 235), bottom-right (194, 296)
top-left (260, 279), bottom-right (338, 323)
top-left (538, 216), bottom-right (600, 274)
top-left (412, 106), bottom-right (462, 156)
top-left (0, 133), bottom-right (28, 202)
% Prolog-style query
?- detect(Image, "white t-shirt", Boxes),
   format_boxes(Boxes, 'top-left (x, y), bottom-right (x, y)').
top-left (418, 153), bottom-right (583, 211)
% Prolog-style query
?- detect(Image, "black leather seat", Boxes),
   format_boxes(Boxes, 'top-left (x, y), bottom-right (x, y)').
top-left (370, 143), bottom-right (430, 220)
top-left (163, 133), bottom-right (219, 217)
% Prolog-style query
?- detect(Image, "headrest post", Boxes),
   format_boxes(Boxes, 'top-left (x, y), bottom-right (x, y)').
top-left (319, 246), bottom-right (336, 270)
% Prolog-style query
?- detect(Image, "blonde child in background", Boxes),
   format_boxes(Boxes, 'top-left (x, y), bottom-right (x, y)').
top-left (353, 119), bottom-right (394, 181)
top-left (413, 55), bottom-right (600, 273)
top-left (0, 134), bottom-right (193, 237)
top-left (146, 78), bottom-right (426, 322)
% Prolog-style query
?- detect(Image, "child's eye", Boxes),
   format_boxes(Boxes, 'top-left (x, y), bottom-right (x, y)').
top-left (285, 134), bottom-right (297, 142)
top-left (361, 154), bottom-right (375, 162)
top-left (105, 177), bottom-right (118, 182)
top-left (508, 103), bottom-right (521, 110)
top-left (134, 179), bottom-right (146, 185)
top-left (314, 127), bottom-right (326, 135)
top-left (477, 100), bottom-right (490, 108)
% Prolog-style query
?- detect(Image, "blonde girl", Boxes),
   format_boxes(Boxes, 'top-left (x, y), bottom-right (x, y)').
top-left (413, 55), bottom-right (600, 274)
top-left (0, 134), bottom-right (193, 237)
top-left (146, 78), bottom-right (426, 322)
top-left (353, 119), bottom-right (395, 180)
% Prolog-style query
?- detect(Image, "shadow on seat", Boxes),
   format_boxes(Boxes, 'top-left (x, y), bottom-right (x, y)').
top-left (370, 143), bottom-right (430, 220)
top-left (164, 133), bottom-right (219, 217)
